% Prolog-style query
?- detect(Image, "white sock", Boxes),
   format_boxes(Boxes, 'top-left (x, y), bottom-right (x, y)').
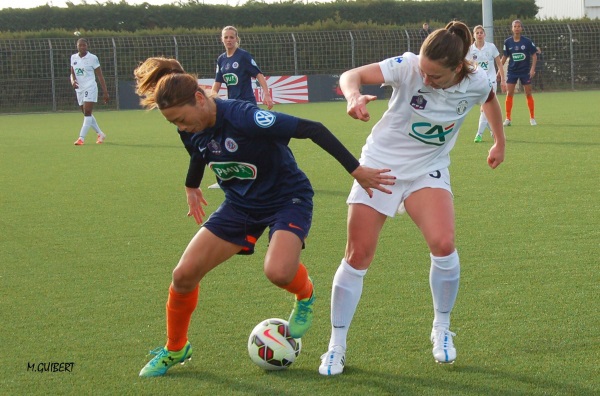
top-left (329, 259), bottom-right (367, 350)
top-left (429, 250), bottom-right (460, 330)
top-left (90, 115), bottom-right (104, 136)
top-left (476, 111), bottom-right (488, 137)
top-left (78, 116), bottom-right (93, 139)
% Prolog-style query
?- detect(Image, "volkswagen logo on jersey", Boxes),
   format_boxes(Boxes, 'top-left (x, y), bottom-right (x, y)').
top-left (254, 111), bottom-right (276, 128)
top-left (410, 95), bottom-right (427, 110)
top-left (456, 100), bottom-right (468, 115)
top-left (224, 138), bottom-right (238, 152)
top-left (233, 62), bottom-right (239, 69)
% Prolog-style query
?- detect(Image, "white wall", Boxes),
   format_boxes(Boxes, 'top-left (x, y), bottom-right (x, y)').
top-left (536, 0), bottom-right (585, 19)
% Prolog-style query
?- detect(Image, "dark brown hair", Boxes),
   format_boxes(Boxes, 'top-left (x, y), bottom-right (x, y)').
top-left (134, 57), bottom-right (200, 110)
top-left (420, 21), bottom-right (474, 80)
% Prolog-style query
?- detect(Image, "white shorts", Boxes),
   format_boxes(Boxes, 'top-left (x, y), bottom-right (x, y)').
top-left (347, 167), bottom-right (453, 217)
top-left (76, 85), bottom-right (98, 106)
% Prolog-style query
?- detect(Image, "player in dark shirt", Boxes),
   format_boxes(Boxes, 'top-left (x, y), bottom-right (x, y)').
top-left (134, 56), bottom-right (395, 377)
top-left (500, 19), bottom-right (538, 126)
top-left (212, 26), bottom-right (274, 109)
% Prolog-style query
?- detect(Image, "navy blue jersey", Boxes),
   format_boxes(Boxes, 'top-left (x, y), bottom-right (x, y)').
top-left (214, 48), bottom-right (262, 104)
top-left (180, 100), bottom-right (313, 212)
top-left (503, 36), bottom-right (537, 75)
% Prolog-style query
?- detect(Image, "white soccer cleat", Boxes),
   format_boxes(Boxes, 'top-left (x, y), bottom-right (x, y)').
top-left (503, 119), bottom-right (512, 126)
top-left (530, 118), bottom-right (537, 126)
top-left (431, 328), bottom-right (456, 364)
top-left (319, 345), bottom-right (346, 376)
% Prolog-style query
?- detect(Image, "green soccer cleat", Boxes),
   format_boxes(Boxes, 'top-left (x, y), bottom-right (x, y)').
top-left (473, 135), bottom-right (482, 143)
top-left (139, 341), bottom-right (192, 377)
top-left (288, 291), bottom-right (315, 339)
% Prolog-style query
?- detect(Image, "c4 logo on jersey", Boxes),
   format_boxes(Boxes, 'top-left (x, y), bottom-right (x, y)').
top-left (254, 111), bottom-right (276, 128)
top-left (209, 161), bottom-right (257, 181)
top-left (409, 122), bottom-right (455, 146)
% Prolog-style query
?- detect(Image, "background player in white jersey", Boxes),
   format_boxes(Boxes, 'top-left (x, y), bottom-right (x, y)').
top-left (318, 21), bottom-right (506, 376)
top-left (70, 38), bottom-right (109, 145)
top-left (467, 25), bottom-right (506, 143)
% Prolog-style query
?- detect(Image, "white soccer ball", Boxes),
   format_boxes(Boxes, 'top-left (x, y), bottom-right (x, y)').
top-left (247, 318), bottom-right (301, 370)
top-left (74, 31), bottom-right (81, 37)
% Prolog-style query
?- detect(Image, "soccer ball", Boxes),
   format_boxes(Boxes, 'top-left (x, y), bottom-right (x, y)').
top-left (247, 318), bottom-right (302, 370)
top-left (74, 31), bottom-right (81, 37)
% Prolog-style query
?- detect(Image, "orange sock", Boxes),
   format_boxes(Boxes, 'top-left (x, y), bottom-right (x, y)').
top-left (281, 263), bottom-right (313, 300)
top-left (505, 95), bottom-right (513, 120)
top-left (166, 284), bottom-right (199, 351)
top-left (526, 95), bottom-right (535, 118)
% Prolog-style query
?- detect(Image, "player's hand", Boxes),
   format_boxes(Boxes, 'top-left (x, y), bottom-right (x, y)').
top-left (185, 186), bottom-right (208, 225)
top-left (487, 143), bottom-right (505, 169)
top-left (351, 166), bottom-right (395, 198)
top-left (103, 93), bottom-right (109, 104)
top-left (347, 94), bottom-right (377, 122)
top-left (530, 69), bottom-right (536, 78)
top-left (263, 93), bottom-right (274, 110)
top-left (500, 80), bottom-right (507, 93)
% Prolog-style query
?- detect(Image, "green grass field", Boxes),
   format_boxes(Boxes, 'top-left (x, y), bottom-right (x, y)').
top-left (1, 91), bottom-right (598, 395)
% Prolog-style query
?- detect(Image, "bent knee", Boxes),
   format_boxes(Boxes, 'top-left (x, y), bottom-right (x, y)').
top-left (172, 263), bottom-right (202, 292)
top-left (429, 238), bottom-right (455, 257)
top-left (345, 248), bottom-right (375, 270)
top-left (264, 267), bottom-right (295, 287)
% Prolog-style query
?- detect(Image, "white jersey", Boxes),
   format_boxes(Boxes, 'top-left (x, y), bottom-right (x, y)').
top-left (70, 51), bottom-right (100, 92)
top-left (467, 41), bottom-right (500, 83)
top-left (362, 52), bottom-right (491, 180)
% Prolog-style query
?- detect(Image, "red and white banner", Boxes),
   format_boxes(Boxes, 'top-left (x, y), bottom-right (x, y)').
top-left (198, 75), bottom-right (308, 105)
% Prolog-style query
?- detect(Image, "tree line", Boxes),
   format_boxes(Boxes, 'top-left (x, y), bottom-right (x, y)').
top-left (0, 0), bottom-right (538, 35)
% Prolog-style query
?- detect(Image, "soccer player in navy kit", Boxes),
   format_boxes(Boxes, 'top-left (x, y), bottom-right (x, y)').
top-left (501, 19), bottom-right (538, 126)
top-left (134, 57), bottom-right (395, 377)
top-left (212, 26), bottom-right (274, 109)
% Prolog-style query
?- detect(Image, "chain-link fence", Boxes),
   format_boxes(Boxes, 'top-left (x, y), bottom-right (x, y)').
top-left (1, 22), bottom-right (598, 113)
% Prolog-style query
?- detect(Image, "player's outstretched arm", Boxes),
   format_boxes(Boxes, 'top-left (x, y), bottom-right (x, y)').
top-left (294, 119), bottom-right (395, 196)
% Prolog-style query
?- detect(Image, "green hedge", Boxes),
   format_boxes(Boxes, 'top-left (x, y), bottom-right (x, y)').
top-left (0, 0), bottom-right (538, 35)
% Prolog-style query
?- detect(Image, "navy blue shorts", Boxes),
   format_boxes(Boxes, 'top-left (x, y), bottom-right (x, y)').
top-left (203, 199), bottom-right (313, 255)
top-left (507, 72), bottom-right (532, 85)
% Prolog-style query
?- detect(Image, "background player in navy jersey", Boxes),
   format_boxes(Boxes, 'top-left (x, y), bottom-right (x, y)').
top-left (208, 25), bottom-right (274, 189)
top-left (501, 19), bottom-right (538, 126)
top-left (212, 26), bottom-right (274, 110)
top-left (134, 57), bottom-right (395, 377)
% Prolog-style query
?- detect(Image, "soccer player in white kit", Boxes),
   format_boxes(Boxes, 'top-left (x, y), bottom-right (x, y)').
top-left (318, 21), bottom-right (506, 375)
top-left (70, 38), bottom-right (109, 145)
top-left (467, 25), bottom-right (506, 143)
